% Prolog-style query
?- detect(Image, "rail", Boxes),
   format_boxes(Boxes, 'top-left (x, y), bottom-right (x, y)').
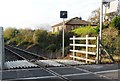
top-left (5, 45), bottom-right (46, 61)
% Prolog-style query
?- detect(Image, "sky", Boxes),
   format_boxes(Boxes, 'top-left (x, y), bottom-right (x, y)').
top-left (0, 0), bottom-right (101, 30)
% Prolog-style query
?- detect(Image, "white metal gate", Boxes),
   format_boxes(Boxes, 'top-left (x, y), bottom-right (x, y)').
top-left (69, 35), bottom-right (99, 64)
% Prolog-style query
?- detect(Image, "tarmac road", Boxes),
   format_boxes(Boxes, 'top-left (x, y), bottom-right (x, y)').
top-left (0, 63), bottom-right (119, 81)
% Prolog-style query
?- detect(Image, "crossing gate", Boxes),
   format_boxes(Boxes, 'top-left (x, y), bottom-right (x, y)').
top-left (70, 35), bottom-right (99, 64)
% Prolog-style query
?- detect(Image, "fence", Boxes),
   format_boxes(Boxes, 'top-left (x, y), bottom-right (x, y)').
top-left (69, 35), bottom-right (99, 64)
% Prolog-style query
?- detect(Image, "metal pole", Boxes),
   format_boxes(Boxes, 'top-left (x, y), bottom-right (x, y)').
top-left (99, 0), bottom-right (103, 63)
top-left (100, 0), bottom-right (103, 41)
top-left (62, 18), bottom-right (65, 58)
top-left (0, 27), bottom-right (5, 81)
top-left (118, 0), bottom-right (120, 15)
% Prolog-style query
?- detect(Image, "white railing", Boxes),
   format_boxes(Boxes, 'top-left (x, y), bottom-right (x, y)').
top-left (70, 35), bottom-right (99, 64)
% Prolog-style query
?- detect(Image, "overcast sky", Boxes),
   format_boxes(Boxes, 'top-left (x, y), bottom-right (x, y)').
top-left (0, 0), bottom-right (100, 30)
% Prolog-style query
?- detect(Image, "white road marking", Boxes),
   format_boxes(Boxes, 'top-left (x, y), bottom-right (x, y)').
top-left (6, 76), bottom-right (57, 81)
top-left (63, 73), bottom-right (91, 77)
top-left (72, 66), bottom-right (119, 80)
top-left (49, 66), bottom-right (74, 69)
top-left (2, 68), bottom-right (42, 72)
top-left (95, 69), bottom-right (120, 74)
top-left (73, 67), bottom-right (91, 73)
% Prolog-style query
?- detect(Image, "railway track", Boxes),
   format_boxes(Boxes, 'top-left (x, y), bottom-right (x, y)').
top-left (5, 45), bottom-right (71, 81)
top-left (3, 45), bottom-right (118, 81)
top-left (5, 48), bottom-right (24, 61)
top-left (5, 45), bottom-right (46, 61)
top-left (5, 45), bottom-right (113, 81)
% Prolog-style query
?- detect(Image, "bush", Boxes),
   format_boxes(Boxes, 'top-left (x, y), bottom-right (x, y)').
top-left (111, 16), bottom-right (120, 30)
top-left (72, 26), bottom-right (98, 36)
top-left (4, 27), bottom-right (18, 40)
top-left (33, 29), bottom-right (48, 44)
top-left (102, 27), bottom-right (119, 55)
top-left (46, 44), bottom-right (56, 52)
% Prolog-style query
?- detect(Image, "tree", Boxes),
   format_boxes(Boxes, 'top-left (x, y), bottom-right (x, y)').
top-left (102, 27), bottom-right (119, 54)
top-left (20, 29), bottom-right (34, 43)
top-left (9, 28), bottom-right (34, 45)
top-left (33, 29), bottom-right (48, 45)
top-left (88, 8), bottom-right (100, 24)
top-left (4, 27), bottom-right (18, 40)
top-left (111, 16), bottom-right (120, 30)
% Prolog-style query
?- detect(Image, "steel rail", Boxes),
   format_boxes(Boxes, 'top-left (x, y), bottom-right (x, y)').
top-left (5, 47), bottom-right (27, 60)
top-left (5, 45), bottom-right (45, 61)
top-left (5, 48), bottom-right (24, 61)
top-left (7, 45), bottom-right (48, 59)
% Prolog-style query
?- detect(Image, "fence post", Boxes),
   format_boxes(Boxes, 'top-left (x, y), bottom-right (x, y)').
top-left (96, 36), bottom-right (99, 64)
top-left (86, 35), bottom-right (88, 63)
top-left (73, 36), bottom-right (75, 60)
